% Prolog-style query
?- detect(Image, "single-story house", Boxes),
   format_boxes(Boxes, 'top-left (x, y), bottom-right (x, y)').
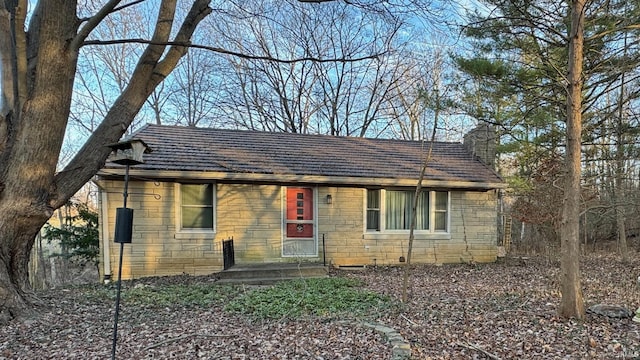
top-left (95, 124), bottom-right (505, 280)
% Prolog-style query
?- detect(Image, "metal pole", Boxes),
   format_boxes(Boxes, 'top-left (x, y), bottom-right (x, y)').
top-left (322, 234), bottom-right (326, 267)
top-left (111, 164), bottom-right (130, 360)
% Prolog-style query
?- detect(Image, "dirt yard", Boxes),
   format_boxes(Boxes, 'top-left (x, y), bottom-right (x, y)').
top-left (1, 252), bottom-right (639, 359)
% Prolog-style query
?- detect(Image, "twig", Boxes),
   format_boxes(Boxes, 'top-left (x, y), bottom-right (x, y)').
top-left (400, 314), bottom-right (417, 326)
top-left (517, 298), bottom-right (530, 308)
top-left (484, 308), bottom-right (551, 320)
top-left (144, 333), bottom-right (235, 350)
top-left (456, 341), bottom-right (501, 360)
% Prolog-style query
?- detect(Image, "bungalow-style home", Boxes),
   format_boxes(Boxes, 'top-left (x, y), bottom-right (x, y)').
top-left (95, 124), bottom-right (505, 280)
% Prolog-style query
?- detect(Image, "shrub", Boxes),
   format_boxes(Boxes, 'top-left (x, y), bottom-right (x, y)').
top-left (43, 202), bottom-right (99, 266)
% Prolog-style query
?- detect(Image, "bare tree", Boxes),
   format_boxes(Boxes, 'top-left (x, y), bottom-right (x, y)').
top-left (207, 1), bottom-right (325, 132)
top-left (71, 2), bottom-right (150, 136)
top-left (72, 2), bottom-right (223, 131)
top-left (206, 0), bottom-right (416, 136)
top-left (386, 48), bottom-right (457, 141)
top-left (613, 61), bottom-right (629, 262)
top-left (400, 47), bottom-right (450, 301)
top-left (167, 49), bottom-right (223, 127)
top-left (401, 107), bottom-right (439, 303)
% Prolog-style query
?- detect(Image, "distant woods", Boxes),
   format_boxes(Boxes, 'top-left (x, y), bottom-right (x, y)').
top-left (71, 0), bottom-right (458, 141)
top-left (455, 0), bottom-right (640, 259)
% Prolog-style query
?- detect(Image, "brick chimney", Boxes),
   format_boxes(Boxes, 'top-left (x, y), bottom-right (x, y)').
top-left (463, 123), bottom-right (497, 169)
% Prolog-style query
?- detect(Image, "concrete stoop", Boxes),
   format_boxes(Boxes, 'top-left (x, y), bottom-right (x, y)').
top-left (216, 263), bottom-right (328, 285)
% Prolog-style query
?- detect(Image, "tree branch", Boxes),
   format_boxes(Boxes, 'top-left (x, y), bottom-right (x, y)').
top-left (111, 0), bottom-right (148, 12)
top-left (139, 0), bottom-right (178, 66)
top-left (52, 0), bottom-right (212, 208)
top-left (154, 0), bottom-right (212, 76)
top-left (456, 342), bottom-right (501, 360)
top-left (585, 23), bottom-right (640, 43)
top-left (71, 0), bottom-right (122, 51)
top-left (82, 39), bottom-right (384, 64)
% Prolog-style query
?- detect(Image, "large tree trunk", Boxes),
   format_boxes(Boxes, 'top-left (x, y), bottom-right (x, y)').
top-left (0, 203), bottom-right (51, 322)
top-left (0, 0), bottom-right (81, 323)
top-left (559, 0), bottom-right (585, 319)
top-left (0, 0), bottom-right (212, 323)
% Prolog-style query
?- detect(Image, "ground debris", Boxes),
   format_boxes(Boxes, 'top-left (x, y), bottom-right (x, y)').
top-left (0, 252), bottom-right (639, 359)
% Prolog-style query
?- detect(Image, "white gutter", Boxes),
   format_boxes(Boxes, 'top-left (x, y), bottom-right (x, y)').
top-left (100, 189), bottom-right (111, 281)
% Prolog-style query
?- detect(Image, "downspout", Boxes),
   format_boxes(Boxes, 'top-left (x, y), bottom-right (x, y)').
top-left (101, 189), bottom-right (112, 282)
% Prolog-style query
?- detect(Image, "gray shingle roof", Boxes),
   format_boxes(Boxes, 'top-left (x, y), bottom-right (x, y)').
top-left (105, 124), bottom-right (503, 186)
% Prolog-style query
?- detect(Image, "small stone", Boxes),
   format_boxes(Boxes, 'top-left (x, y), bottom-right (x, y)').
top-left (376, 325), bottom-right (393, 333)
top-left (587, 304), bottom-right (633, 318)
top-left (388, 335), bottom-right (404, 343)
top-left (393, 342), bottom-right (411, 350)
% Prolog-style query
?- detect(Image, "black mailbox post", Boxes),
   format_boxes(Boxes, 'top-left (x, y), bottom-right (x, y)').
top-left (107, 139), bottom-right (150, 360)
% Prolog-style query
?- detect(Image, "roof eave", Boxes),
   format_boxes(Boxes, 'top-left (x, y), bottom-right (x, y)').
top-left (97, 169), bottom-right (506, 190)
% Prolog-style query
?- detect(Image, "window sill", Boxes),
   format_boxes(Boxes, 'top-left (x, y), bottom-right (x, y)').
top-left (363, 232), bottom-right (450, 241)
top-left (174, 231), bottom-right (216, 240)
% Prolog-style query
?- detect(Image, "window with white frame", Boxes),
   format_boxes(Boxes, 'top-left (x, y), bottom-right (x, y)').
top-left (178, 183), bottom-right (215, 231)
top-left (366, 189), bottom-right (449, 232)
top-left (366, 190), bottom-right (381, 231)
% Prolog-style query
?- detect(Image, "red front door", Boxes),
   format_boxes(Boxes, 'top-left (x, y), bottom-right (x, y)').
top-left (283, 187), bottom-right (316, 256)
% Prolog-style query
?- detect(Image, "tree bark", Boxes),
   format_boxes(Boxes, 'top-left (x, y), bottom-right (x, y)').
top-left (0, 0), bottom-right (80, 323)
top-left (559, 0), bottom-right (585, 319)
top-left (0, 204), bottom-right (49, 322)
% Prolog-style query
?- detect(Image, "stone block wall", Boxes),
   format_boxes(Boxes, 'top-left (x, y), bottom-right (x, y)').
top-left (324, 189), bottom-right (499, 267)
top-left (317, 187), bottom-right (365, 264)
top-left (216, 184), bottom-right (285, 263)
top-left (98, 180), bottom-right (219, 280)
top-left (98, 180), bottom-right (498, 280)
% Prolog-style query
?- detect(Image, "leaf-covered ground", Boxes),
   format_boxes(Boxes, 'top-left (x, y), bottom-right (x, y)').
top-left (1, 253), bottom-right (639, 359)
top-left (351, 253), bottom-right (640, 359)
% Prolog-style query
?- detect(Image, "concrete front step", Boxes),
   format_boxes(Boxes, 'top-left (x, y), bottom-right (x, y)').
top-left (217, 263), bottom-right (328, 284)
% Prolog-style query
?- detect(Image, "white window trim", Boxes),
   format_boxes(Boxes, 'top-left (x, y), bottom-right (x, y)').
top-left (432, 191), bottom-right (451, 233)
top-left (363, 189), bottom-right (450, 236)
top-left (174, 183), bottom-right (216, 239)
top-left (364, 232), bottom-right (451, 241)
